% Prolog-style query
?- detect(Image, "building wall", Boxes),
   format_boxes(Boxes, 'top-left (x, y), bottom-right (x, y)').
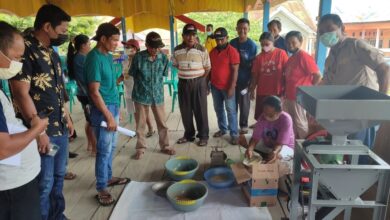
top-left (344, 21), bottom-right (390, 57)
top-left (271, 12), bottom-right (316, 55)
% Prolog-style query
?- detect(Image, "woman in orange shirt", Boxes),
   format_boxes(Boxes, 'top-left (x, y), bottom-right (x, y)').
top-left (250, 32), bottom-right (288, 120)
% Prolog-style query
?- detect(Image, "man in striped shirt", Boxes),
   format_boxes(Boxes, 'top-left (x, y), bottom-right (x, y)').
top-left (172, 24), bottom-right (211, 146)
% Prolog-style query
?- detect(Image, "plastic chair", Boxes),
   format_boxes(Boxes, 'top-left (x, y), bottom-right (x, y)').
top-left (171, 67), bottom-right (179, 113)
top-left (0, 80), bottom-right (11, 98)
top-left (164, 62), bottom-right (177, 96)
top-left (113, 63), bottom-right (126, 109)
top-left (59, 55), bottom-right (68, 75)
top-left (65, 80), bottom-right (78, 113)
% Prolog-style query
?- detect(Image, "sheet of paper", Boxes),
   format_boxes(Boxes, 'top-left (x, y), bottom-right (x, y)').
top-left (100, 121), bottom-right (136, 137)
top-left (0, 123), bottom-right (27, 167)
top-left (110, 181), bottom-right (272, 220)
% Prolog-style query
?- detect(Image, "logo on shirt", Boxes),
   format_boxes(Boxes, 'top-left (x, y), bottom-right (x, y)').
top-left (261, 60), bottom-right (277, 75)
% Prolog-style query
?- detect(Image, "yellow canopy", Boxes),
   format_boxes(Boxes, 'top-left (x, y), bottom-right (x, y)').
top-left (125, 13), bottom-right (176, 33)
top-left (0, 0), bottom-right (264, 17)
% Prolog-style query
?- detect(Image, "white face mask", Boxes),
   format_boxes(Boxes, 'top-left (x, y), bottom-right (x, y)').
top-left (262, 46), bottom-right (272, 52)
top-left (0, 51), bottom-right (23, 80)
top-left (124, 48), bottom-right (135, 55)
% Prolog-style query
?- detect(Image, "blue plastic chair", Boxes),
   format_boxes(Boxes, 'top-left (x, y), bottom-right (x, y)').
top-left (0, 80), bottom-right (11, 98)
top-left (113, 63), bottom-right (126, 109)
top-left (65, 80), bottom-right (78, 113)
top-left (164, 62), bottom-right (177, 96)
top-left (170, 67), bottom-right (179, 113)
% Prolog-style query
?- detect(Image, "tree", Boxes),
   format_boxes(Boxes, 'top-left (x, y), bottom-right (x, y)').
top-left (0, 14), bottom-right (103, 54)
top-left (177, 12), bottom-right (262, 45)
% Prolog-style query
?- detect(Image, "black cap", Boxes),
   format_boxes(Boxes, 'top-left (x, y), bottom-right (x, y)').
top-left (214, 27), bottom-right (228, 40)
top-left (146, 31), bottom-right (165, 48)
top-left (182, 23), bottom-right (197, 35)
top-left (92, 23), bottom-right (120, 41)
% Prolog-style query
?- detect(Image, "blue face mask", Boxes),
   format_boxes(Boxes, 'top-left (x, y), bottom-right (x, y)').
top-left (320, 31), bottom-right (339, 47)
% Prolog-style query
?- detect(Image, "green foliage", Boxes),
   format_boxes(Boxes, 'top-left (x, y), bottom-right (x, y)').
top-left (0, 14), bottom-right (102, 54)
top-left (177, 12), bottom-right (262, 45)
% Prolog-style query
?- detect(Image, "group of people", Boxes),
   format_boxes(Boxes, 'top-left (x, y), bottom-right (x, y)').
top-left (0, 2), bottom-right (389, 220)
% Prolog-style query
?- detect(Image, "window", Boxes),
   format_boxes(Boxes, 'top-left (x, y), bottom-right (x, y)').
top-left (352, 32), bottom-right (355, 37)
top-left (360, 32), bottom-right (362, 36)
top-left (379, 40), bottom-right (383, 48)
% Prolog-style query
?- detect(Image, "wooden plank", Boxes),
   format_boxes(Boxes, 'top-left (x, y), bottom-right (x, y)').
top-left (63, 93), bottom-right (285, 219)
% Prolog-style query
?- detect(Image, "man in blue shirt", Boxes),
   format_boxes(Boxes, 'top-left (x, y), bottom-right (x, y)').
top-left (230, 18), bottom-right (258, 134)
top-left (268, 20), bottom-right (287, 52)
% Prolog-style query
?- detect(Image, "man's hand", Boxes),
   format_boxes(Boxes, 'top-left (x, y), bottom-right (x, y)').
top-left (30, 115), bottom-right (49, 134)
top-left (117, 74), bottom-right (124, 85)
top-left (67, 119), bottom-right (74, 137)
top-left (227, 87), bottom-right (235, 98)
top-left (250, 90), bottom-right (256, 100)
top-left (37, 133), bottom-right (50, 154)
top-left (105, 113), bottom-right (117, 131)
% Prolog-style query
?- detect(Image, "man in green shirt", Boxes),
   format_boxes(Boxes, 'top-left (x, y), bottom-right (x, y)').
top-left (85, 23), bottom-right (130, 206)
top-left (130, 32), bottom-right (176, 160)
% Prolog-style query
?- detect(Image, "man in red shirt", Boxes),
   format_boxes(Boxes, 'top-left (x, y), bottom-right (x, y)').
top-left (209, 27), bottom-right (240, 144)
top-left (284, 31), bottom-right (321, 139)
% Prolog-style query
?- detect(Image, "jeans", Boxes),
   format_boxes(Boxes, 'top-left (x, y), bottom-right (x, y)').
top-left (235, 86), bottom-right (250, 129)
top-left (90, 104), bottom-right (119, 191)
top-left (39, 133), bottom-right (69, 220)
top-left (211, 84), bottom-right (238, 138)
top-left (348, 126), bottom-right (378, 164)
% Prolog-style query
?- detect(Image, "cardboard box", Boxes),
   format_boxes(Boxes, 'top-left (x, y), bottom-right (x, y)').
top-left (231, 162), bottom-right (279, 207)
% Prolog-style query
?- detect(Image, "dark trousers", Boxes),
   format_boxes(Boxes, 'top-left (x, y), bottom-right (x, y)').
top-left (0, 177), bottom-right (41, 220)
top-left (235, 87), bottom-right (251, 128)
top-left (178, 77), bottom-right (209, 140)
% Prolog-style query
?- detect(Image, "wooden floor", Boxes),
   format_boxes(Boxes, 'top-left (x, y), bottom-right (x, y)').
top-left (64, 89), bottom-right (287, 220)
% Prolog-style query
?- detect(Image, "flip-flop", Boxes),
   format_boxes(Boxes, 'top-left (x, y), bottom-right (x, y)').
top-left (107, 177), bottom-right (131, 187)
top-left (176, 137), bottom-right (195, 144)
top-left (64, 172), bottom-right (77, 180)
top-left (133, 149), bottom-right (145, 160)
top-left (213, 131), bottom-right (226, 138)
top-left (146, 130), bottom-right (155, 138)
top-left (197, 139), bottom-right (208, 147)
top-left (161, 147), bottom-right (176, 155)
top-left (95, 194), bottom-right (115, 206)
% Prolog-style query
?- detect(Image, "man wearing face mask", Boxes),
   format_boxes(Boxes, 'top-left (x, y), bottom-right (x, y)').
top-left (209, 27), bottom-right (240, 145)
top-left (204, 24), bottom-right (217, 53)
top-left (0, 21), bottom-right (49, 220)
top-left (318, 14), bottom-right (390, 149)
top-left (9, 4), bottom-right (73, 220)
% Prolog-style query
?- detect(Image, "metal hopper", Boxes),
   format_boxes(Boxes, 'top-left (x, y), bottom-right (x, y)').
top-left (296, 85), bottom-right (390, 144)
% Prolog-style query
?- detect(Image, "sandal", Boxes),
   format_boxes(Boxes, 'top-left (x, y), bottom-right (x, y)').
top-left (107, 177), bottom-right (131, 187)
top-left (197, 139), bottom-right (208, 147)
top-left (95, 193), bottom-right (115, 206)
top-left (176, 137), bottom-right (195, 144)
top-left (133, 149), bottom-right (145, 160)
top-left (239, 128), bottom-right (249, 134)
top-left (64, 172), bottom-right (77, 180)
top-left (146, 130), bottom-right (155, 138)
top-left (161, 147), bottom-right (176, 155)
top-left (213, 130), bottom-right (226, 138)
